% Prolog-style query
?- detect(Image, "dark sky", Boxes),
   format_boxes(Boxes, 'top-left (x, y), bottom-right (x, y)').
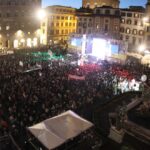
top-left (42, 0), bottom-right (147, 8)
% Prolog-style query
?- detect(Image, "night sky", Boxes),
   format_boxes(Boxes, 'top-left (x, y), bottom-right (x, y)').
top-left (42, 0), bottom-right (147, 8)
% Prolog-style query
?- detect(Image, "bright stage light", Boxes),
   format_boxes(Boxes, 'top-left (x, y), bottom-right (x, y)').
top-left (92, 38), bottom-right (106, 60)
top-left (37, 9), bottom-right (46, 20)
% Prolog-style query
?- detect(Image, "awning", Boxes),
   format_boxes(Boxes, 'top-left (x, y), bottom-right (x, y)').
top-left (28, 110), bottom-right (93, 150)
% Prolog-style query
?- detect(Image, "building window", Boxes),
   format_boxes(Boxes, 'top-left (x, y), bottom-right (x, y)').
top-left (126, 19), bottom-right (132, 24)
top-left (56, 16), bottom-right (60, 19)
top-left (120, 27), bottom-right (124, 33)
top-left (121, 18), bottom-right (125, 23)
top-left (96, 9), bottom-right (100, 14)
top-left (120, 35), bottom-right (123, 40)
top-left (50, 22), bottom-right (54, 27)
top-left (132, 29), bottom-right (137, 35)
top-left (134, 20), bottom-right (138, 25)
top-left (115, 10), bottom-right (120, 15)
top-left (126, 28), bottom-right (130, 34)
top-left (65, 29), bottom-right (68, 34)
top-left (88, 23), bottom-right (92, 27)
top-left (78, 29), bottom-right (82, 34)
top-left (105, 9), bottom-right (110, 15)
top-left (134, 13), bottom-right (139, 18)
top-left (56, 23), bottom-right (59, 26)
top-left (84, 18), bottom-right (87, 21)
top-left (121, 12), bottom-right (126, 16)
top-left (139, 30), bottom-right (144, 35)
top-left (78, 22), bottom-right (82, 27)
top-left (147, 35), bottom-right (150, 41)
top-left (6, 25), bottom-right (10, 30)
top-left (127, 13), bottom-right (132, 17)
top-left (83, 23), bottom-right (87, 28)
top-left (65, 22), bottom-right (68, 26)
top-left (56, 30), bottom-right (59, 34)
top-left (147, 27), bottom-right (150, 32)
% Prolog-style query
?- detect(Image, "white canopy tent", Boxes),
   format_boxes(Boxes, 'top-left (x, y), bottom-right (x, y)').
top-left (28, 110), bottom-right (93, 150)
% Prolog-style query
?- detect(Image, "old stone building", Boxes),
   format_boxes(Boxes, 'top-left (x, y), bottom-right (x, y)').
top-left (40, 5), bottom-right (77, 45)
top-left (82, 0), bottom-right (120, 9)
top-left (0, 0), bottom-right (41, 49)
top-left (76, 6), bottom-right (120, 40)
top-left (120, 6), bottom-right (145, 51)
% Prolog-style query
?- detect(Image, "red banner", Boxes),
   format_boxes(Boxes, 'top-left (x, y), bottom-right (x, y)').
top-left (68, 74), bottom-right (85, 80)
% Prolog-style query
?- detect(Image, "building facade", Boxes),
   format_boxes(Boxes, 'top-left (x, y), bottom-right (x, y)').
top-left (144, 0), bottom-right (150, 47)
top-left (76, 6), bottom-right (120, 40)
top-left (120, 7), bottom-right (145, 51)
top-left (82, 0), bottom-right (120, 9)
top-left (0, 0), bottom-right (41, 49)
top-left (40, 5), bottom-right (77, 45)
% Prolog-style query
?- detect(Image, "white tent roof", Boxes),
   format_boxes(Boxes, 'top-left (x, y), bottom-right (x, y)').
top-left (28, 110), bottom-right (93, 150)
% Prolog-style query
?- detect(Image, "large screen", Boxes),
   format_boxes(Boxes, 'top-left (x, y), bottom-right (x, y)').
top-left (71, 38), bottom-right (82, 47)
top-left (92, 38), bottom-right (111, 60)
top-left (111, 44), bottom-right (119, 54)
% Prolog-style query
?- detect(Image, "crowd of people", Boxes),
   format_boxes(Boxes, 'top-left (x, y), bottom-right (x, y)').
top-left (0, 47), bottom-right (149, 149)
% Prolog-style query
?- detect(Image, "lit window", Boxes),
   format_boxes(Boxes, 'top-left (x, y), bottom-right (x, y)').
top-left (126, 28), bottom-right (130, 34)
top-left (121, 19), bottom-right (125, 23)
top-left (126, 19), bottom-right (132, 24)
top-left (139, 30), bottom-right (144, 35)
top-left (6, 25), bottom-right (10, 30)
top-left (134, 13), bottom-right (139, 18)
top-left (132, 29), bottom-right (137, 35)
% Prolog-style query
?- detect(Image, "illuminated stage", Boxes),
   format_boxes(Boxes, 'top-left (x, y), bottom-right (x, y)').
top-left (70, 35), bottom-right (120, 60)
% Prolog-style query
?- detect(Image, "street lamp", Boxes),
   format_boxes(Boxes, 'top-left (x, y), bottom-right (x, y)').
top-left (138, 44), bottom-right (146, 52)
top-left (17, 30), bottom-right (23, 37)
top-left (143, 17), bottom-right (149, 23)
top-left (37, 9), bottom-right (46, 20)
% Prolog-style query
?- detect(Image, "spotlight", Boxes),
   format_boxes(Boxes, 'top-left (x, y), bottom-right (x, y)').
top-left (37, 9), bottom-right (46, 20)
